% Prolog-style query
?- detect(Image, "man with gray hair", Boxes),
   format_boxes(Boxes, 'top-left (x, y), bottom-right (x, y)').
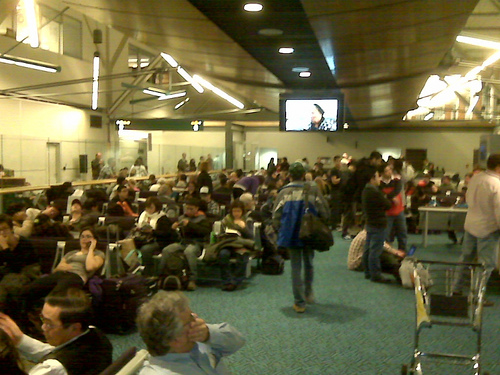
top-left (137, 291), bottom-right (245, 374)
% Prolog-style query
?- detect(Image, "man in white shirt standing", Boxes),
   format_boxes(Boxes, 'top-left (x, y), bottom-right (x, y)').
top-left (454, 154), bottom-right (500, 306)
top-left (0, 288), bottom-right (112, 375)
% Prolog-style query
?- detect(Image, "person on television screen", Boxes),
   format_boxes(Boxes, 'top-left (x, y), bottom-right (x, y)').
top-left (308, 104), bottom-right (336, 131)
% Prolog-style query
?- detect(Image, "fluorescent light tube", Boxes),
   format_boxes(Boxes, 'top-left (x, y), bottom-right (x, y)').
top-left (25, 0), bottom-right (39, 48)
top-left (158, 91), bottom-right (187, 101)
top-left (174, 97), bottom-right (190, 110)
top-left (456, 35), bottom-right (500, 50)
top-left (161, 53), bottom-right (178, 68)
top-left (0, 55), bottom-right (61, 73)
top-left (92, 53), bottom-right (100, 110)
top-left (193, 75), bottom-right (244, 109)
top-left (143, 89), bottom-right (165, 97)
top-left (177, 67), bottom-right (204, 93)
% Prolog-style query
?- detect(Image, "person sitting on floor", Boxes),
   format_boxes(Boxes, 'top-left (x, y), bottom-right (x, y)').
top-left (0, 288), bottom-right (112, 375)
top-left (347, 229), bottom-right (405, 282)
top-left (137, 290), bottom-right (245, 375)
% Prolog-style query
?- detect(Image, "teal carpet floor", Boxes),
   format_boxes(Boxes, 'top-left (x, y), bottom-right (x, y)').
top-left (109, 232), bottom-right (500, 374)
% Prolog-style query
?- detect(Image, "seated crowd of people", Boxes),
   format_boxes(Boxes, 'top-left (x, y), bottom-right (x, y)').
top-left (0, 152), bottom-right (477, 374)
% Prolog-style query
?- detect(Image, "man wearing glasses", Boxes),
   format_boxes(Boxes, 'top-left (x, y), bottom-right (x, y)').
top-left (137, 291), bottom-right (245, 375)
top-left (0, 288), bottom-right (112, 375)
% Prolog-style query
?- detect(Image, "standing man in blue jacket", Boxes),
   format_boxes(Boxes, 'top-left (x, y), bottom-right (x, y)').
top-left (272, 162), bottom-right (329, 313)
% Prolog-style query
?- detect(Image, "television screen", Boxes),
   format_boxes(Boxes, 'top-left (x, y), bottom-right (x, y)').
top-left (279, 92), bottom-right (344, 132)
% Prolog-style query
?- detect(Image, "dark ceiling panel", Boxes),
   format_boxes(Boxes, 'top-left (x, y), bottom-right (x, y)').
top-left (187, 0), bottom-right (337, 89)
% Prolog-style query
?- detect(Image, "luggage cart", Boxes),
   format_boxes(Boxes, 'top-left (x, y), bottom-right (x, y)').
top-left (402, 260), bottom-right (490, 375)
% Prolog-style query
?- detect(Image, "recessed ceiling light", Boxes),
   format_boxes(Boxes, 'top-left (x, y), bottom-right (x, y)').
top-left (258, 28), bottom-right (283, 36)
top-left (299, 71), bottom-right (311, 78)
top-left (292, 66), bottom-right (309, 73)
top-left (279, 47), bottom-right (294, 54)
top-left (244, 3), bottom-right (263, 12)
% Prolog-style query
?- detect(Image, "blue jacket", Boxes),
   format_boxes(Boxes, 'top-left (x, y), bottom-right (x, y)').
top-left (272, 181), bottom-right (330, 248)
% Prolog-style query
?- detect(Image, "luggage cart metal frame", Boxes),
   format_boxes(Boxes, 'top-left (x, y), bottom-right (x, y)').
top-left (402, 260), bottom-right (489, 375)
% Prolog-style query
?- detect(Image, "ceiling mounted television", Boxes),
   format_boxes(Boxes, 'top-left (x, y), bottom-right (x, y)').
top-left (279, 91), bottom-right (344, 132)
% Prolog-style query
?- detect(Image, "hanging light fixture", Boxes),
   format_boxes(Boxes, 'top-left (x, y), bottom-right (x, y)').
top-left (0, 54), bottom-right (61, 73)
top-left (91, 52), bottom-right (100, 110)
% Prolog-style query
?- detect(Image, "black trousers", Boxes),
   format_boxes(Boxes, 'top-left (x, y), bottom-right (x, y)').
top-left (22, 271), bottom-right (84, 309)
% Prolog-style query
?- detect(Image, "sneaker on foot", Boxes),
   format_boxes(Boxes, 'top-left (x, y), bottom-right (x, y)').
top-left (186, 281), bottom-right (197, 291)
top-left (293, 304), bottom-right (306, 313)
top-left (342, 235), bottom-right (353, 241)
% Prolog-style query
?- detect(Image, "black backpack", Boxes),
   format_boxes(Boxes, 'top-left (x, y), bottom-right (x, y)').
top-left (159, 250), bottom-right (190, 290)
top-left (95, 274), bottom-right (150, 334)
top-left (261, 253), bottom-right (285, 275)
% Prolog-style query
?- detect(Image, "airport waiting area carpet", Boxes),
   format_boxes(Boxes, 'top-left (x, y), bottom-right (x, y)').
top-left (109, 231), bottom-right (500, 374)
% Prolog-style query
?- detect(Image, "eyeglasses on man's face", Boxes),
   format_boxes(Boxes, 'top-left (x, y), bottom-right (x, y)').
top-left (40, 314), bottom-right (62, 330)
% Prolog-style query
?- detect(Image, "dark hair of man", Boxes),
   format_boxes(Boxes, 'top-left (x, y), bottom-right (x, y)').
top-left (392, 158), bottom-right (403, 174)
top-left (82, 198), bottom-right (99, 211)
top-left (229, 199), bottom-right (246, 215)
top-left (116, 176), bottom-right (126, 185)
top-left (486, 154), bottom-right (500, 170)
top-left (236, 169), bottom-right (244, 178)
top-left (179, 174), bottom-right (187, 182)
top-left (369, 151), bottom-right (382, 160)
top-left (377, 162), bottom-right (388, 175)
top-left (333, 155), bottom-right (341, 162)
top-left (184, 197), bottom-right (201, 209)
top-left (5, 203), bottom-right (25, 217)
top-left (45, 288), bottom-right (92, 330)
top-left (256, 175), bottom-right (265, 185)
top-left (71, 199), bottom-right (82, 208)
top-left (145, 196), bottom-right (162, 212)
top-left (218, 173), bottom-right (228, 186)
top-left (0, 214), bottom-right (14, 230)
top-left (360, 166), bottom-right (378, 186)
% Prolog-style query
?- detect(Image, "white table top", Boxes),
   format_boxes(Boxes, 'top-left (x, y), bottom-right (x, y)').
top-left (418, 206), bottom-right (468, 213)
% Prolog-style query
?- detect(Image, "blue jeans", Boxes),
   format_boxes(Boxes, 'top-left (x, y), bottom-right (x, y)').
top-left (289, 248), bottom-right (314, 308)
top-left (219, 249), bottom-right (250, 286)
top-left (453, 230), bottom-right (500, 292)
top-left (386, 211), bottom-right (407, 251)
top-left (363, 225), bottom-right (386, 280)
